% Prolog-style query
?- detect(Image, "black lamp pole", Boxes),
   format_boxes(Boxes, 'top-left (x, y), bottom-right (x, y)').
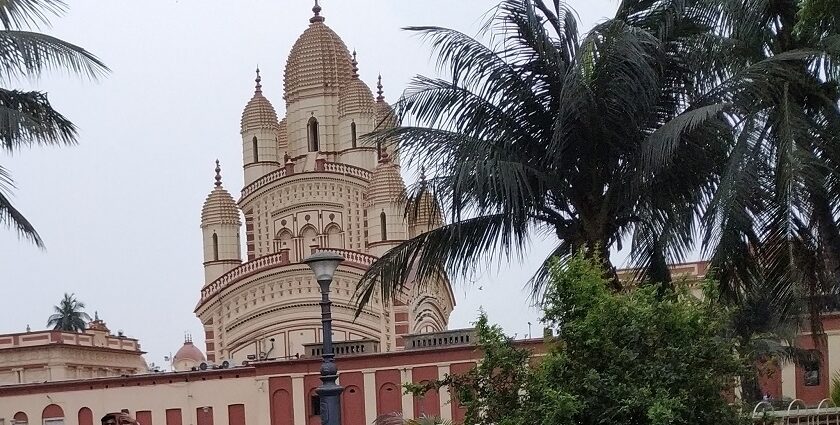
top-left (303, 252), bottom-right (345, 425)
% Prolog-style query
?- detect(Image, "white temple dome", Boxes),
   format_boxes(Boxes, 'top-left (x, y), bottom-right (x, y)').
top-left (284, 4), bottom-right (353, 102)
top-left (241, 71), bottom-right (279, 134)
top-left (366, 151), bottom-right (405, 206)
top-left (339, 53), bottom-right (375, 118)
top-left (201, 161), bottom-right (241, 227)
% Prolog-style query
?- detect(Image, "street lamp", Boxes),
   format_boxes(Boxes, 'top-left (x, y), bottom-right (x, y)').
top-left (303, 251), bottom-right (345, 425)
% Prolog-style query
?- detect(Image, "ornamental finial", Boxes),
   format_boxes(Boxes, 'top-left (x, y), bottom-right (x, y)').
top-left (214, 160), bottom-right (222, 188)
top-left (376, 74), bottom-right (384, 101)
top-left (255, 66), bottom-right (262, 93)
top-left (311, 0), bottom-right (325, 23)
top-left (351, 50), bottom-right (359, 78)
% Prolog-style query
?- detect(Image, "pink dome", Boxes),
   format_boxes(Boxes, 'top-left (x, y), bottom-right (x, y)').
top-left (174, 341), bottom-right (205, 363)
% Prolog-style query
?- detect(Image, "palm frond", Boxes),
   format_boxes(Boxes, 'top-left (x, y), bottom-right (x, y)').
top-left (355, 213), bottom-right (532, 314)
top-left (0, 164), bottom-right (42, 247)
top-left (0, 88), bottom-right (76, 152)
top-left (0, 0), bottom-right (66, 30)
top-left (0, 30), bottom-right (108, 81)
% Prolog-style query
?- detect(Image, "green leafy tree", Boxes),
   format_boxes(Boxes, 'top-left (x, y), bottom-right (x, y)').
top-left (411, 255), bottom-right (745, 425)
top-left (47, 292), bottom-right (91, 332)
top-left (374, 414), bottom-right (453, 425)
top-left (0, 0), bottom-right (108, 247)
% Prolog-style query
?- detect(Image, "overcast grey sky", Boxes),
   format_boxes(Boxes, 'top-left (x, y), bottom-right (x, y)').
top-left (1, 0), bottom-right (629, 366)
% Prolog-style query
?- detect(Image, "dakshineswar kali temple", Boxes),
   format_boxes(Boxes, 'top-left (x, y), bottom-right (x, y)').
top-left (195, 0), bottom-right (453, 365)
top-left (3, 3), bottom-right (840, 425)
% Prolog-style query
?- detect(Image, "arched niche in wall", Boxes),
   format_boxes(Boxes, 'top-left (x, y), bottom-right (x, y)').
top-left (275, 228), bottom-right (293, 252)
top-left (377, 382), bottom-right (402, 416)
top-left (271, 389), bottom-right (293, 425)
top-left (307, 117), bottom-right (320, 152)
top-left (42, 405), bottom-right (64, 425)
top-left (13, 412), bottom-right (28, 425)
top-left (299, 224), bottom-right (319, 253)
top-left (324, 223), bottom-right (342, 249)
top-left (342, 385), bottom-right (365, 425)
top-left (78, 408), bottom-right (93, 425)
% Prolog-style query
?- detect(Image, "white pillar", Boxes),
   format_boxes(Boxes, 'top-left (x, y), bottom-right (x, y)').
top-left (400, 368), bottom-right (413, 418)
top-left (782, 361), bottom-right (797, 399)
top-left (828, 333), bottom-right (840, 398)
top-left (253, 378), bottom-right (271, 425)
top-left (292, 375), bottom-right (306, 425)
top-left (363, 370), bottom-right (377, 424)
top-left (438, 364), bottom-right (452, 421)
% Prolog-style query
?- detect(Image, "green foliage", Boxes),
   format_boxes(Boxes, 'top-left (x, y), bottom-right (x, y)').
top-left (413, 255), bottom-right (745, 425)
top-left (831, 372), bottom-right (840, 408)
top-left (374, 413), bottom-right (453, 425)
top-left (797, 0), bottom-right (840, 41)
top-left (46, 293), bottom-right (91, 332)
top-left (0, 0), bottom-right (108, 247)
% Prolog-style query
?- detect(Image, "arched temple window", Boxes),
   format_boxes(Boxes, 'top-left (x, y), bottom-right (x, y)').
top-left (13, 412), bottom-right (28, 425)
top-left (351, 121), bottom-right (357, 148)
top-left (380, 211), bottom-right (387, 241)
top-left (252, 136), bottom-right (259, 162)
top-left (42, 405), bottom-right (64, 425)
top-left (325, 224), bottom-right (342, 248)
top-left (212, 233), bottom-right (219, 261)
top-left (307, 117), bottom-right (320, 152)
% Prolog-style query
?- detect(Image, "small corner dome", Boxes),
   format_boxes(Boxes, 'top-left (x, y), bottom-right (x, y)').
top-left (201, 161), bottom-right (241, 227)
top-left (339, 78), bottom-right (375, 118)
top-left (241, 70), bottom-right (279, 134)
top-left (174, 340), bottom-right (206, 364)
top-left (412, 189), bottom-right (444, 227)
top-left (374, 101), bottom-right (396, 129)
top-left (284, 7), bottom-right (353, 102)
top-left (339, 54), bottom-right (375, 118)
top-left (366, 152), bottom-right (405, 206)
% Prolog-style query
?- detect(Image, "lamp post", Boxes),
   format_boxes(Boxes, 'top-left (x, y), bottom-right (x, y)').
top-left (303, 251), bottom-right (345, 425)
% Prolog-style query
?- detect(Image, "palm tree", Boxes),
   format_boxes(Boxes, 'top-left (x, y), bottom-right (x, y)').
top-left (47, 293), bottom-right (91, 332)
top-left (696, 0), bottom-right (840, 334)
top-left (717, 271), bottom-right (816, 403)
top-left (0, 0), bottom-right (108, 247)
top-left (355, 0), bottom-right (735, 305)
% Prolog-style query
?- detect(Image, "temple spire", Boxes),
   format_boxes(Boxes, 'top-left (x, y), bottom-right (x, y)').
top-left (310, 0), bottom-right (324, 23)
top-left (351, 50), bottom-right (359, 78)
top-left (376, 74), bottom-right (384, 101)
top-left (214, 160), bottom-right (222, 188)
top-left (254, 67), bottom-right (262, 93)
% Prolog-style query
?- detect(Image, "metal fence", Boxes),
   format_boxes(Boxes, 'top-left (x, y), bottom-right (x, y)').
top-left (753, 399), bottom-right (840, 424)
